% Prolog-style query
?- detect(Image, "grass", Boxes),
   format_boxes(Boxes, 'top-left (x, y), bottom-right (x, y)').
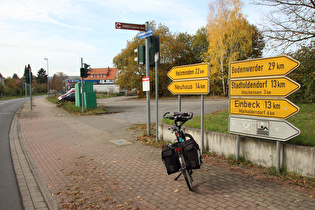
top-left (286, 103), bottom-right (315, 147)
top-left (95, 92), bottom-right (124, 99)
top-left (47, 97), bottom-right (108, 115)
top-left (163, 104), bottom-right (315, 147)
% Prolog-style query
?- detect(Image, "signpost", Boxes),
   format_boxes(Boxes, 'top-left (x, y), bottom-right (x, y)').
top-left (229, 76), bottom-right (300, 97)
top-left (229, 55), bottom-right (301, 173)
top-left (230, 55), bottom-right (300, 79)
top-left (115, 22), bottom-right (145, 31)
top-left (229, 98), bottom-right (299, 119)
top-left (229, 115), bottom-right (300, 141)
top-left (168, 79), bottom-right (209, 95)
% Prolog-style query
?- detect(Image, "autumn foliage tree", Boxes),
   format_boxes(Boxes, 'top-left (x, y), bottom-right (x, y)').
top-left (113, 21), bottom-right (208, 97)
top-left (204, 0), bottom-right (265, 95)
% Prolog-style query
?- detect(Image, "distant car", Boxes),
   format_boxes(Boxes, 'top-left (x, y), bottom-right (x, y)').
top-left (58, 88), bottom-right (75, 102)
top-left (58, 92), bottom-right (75, 102)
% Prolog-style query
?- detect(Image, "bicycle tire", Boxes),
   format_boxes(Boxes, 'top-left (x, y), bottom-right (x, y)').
top-left (180, 154), bottom-right (194, 191)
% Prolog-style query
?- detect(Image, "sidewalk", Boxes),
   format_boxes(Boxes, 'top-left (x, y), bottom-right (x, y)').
top-left (12, 97), bottom-right (314, 209)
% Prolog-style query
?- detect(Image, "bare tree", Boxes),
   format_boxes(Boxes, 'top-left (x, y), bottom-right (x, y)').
top-left (253, 0), bottom-right (315, 50)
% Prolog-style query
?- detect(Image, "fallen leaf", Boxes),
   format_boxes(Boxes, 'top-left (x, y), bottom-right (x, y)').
top-left (173, 189), bottom-right (179, 193)
top-left (137, 196), bottom-right (143, 200)
top-left (175, 198), bottom-right (179, 202)
top-left (310, 195), bottom-right (314, 198)
top-left (113, 161), bottom-right (117, 164)
top-left (260, 194), bottom-right (264, 197)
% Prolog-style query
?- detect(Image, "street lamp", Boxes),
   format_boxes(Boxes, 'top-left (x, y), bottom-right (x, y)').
top-left (44, 58), bottom-right (49, 95)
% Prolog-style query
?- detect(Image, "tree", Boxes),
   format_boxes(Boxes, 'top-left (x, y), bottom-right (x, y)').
top-left (12, 73), bottom-right (19, 80)
top-left (253, 0), bottom-right (315, 50)
top-left (193, 27), bottom-right (209, 63)
top-left (288, 42), bottom-right (315, 103)
top-left (113, 21), bottom-right (210, 97)
top-left (4, 77), bottom-right (18, 96)
top-left (36, 68), bottom-right (48, 84)
top-left (50, 72), bottom-right (68, 93)
top-left (204, 0), bottom-right (264, 95)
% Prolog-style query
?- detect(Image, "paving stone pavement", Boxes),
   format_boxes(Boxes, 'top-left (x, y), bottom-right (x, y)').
top-left (12, 97), bottom-right (314, 209)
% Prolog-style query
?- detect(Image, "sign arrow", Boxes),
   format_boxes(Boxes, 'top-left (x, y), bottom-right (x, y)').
top-left (230, 55), bottom-right (300, 79)
top-left (229, 98), bottom-right (299, 119)
top-left (229, 76), bottom-right (300, 97)
top-left (229, 115), bottom-right (300, 141)
top-left (168, 79), bottom-right (209, 95)
top-left (167, 63), bottom-right (209, 80)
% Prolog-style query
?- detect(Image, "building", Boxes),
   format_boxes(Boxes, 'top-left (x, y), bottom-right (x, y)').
top-left (84, 67), bottom-right (120, 93)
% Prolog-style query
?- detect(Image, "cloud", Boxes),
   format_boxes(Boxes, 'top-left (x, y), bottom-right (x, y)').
top-left (0, 0), bottom-right (210, 77)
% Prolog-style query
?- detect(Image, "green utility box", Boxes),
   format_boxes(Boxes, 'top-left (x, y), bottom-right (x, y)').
top-left (84, 92), bottom-right (97, 108)
top-left (75, 82), bottom-right (96, 108)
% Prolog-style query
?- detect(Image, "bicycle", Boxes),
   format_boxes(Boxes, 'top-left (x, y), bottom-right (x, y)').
top-left (162, 112), bottom-right (201, 191)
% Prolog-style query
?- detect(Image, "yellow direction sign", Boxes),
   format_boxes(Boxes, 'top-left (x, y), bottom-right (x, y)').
top-left (229, 76), bottom-right (300, 97)
top-left (167, 63), bottom-right (209, 80)
top-left (168, 79), bottom-right (209, 95)
top-left (230, 55), bottom-right (300, 79)
top-left (229, 98), bottom-right (299, 119)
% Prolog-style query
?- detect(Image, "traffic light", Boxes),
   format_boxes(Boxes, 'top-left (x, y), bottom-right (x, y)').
top-left (135, 36), bottom-right (159, 66)
top-left (83, 63), bottom-right (91, 78)
top-left (80, 63), bottom-right (91, 78)
top-left (135, 45), bottom-right (145, 65)
top-left (149, 36), bottom-right (160, 67)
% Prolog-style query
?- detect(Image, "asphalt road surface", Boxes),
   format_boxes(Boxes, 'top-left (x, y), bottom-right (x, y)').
top-left (97, 96), bottom-right (229, 124)
top-left (0, 98), bottom-right (28, 210)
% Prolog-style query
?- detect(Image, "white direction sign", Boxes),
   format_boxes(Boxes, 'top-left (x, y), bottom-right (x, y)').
top-left (228, 115), bottom-right (300, 141)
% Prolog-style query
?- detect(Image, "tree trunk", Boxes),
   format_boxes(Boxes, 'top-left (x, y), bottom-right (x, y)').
top-left (220, 56), bottom-right (225, 96)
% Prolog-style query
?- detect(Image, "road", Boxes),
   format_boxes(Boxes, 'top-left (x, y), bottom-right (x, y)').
top-left (97, 96), bottom-right (229, 124)
top-left (0, 98), bottom-right (29, 210)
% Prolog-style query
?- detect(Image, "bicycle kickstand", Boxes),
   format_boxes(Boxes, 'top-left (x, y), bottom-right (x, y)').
top-left (174, 172), bottom-right (182, 181)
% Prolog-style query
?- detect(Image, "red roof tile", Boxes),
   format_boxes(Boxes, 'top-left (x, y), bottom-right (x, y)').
top-left (85, 67), bottom-right (117, 80)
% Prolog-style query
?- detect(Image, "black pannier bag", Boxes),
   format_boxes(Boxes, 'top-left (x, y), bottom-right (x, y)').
top-left (161, 145), bottom-right (180, 175)
top-left (183, 138), bottom-right (202, 169)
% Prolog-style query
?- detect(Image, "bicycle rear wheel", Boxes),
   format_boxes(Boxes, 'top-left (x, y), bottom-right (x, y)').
top-left (180, 154), bottom-right (193, 191)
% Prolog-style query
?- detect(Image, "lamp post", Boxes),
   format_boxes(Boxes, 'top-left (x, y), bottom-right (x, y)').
top-left (44, 58), bottom-right (49, 96)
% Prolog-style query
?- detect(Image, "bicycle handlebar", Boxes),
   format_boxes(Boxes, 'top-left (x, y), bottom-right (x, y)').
top-left (163, 112), bottom-right (193, 121)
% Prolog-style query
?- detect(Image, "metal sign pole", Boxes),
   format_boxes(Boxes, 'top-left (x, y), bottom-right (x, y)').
top-left (236, 135), bottom-right (240, 160)
top-left (81, 58), bottom-right (85, 113)
top-left (145, 21), bottom-right (151, 136)
top-left (201, 95), bottom-right (204, 154)
top-left (155, 50), bottom-right (159, 142)
top-left (29, 66), bottom-right (32, 110)
top-left (276, 141), bottom-right (281, 173)
top-left (178, 95), bottom-right (181, 112)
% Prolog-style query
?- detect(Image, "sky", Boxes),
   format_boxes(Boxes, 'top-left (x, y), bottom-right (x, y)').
top-left (0, 0), bottom-right (269, 78)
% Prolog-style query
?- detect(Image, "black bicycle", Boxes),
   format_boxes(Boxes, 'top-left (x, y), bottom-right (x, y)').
top-left (162, 112), bottom-right (201, 191)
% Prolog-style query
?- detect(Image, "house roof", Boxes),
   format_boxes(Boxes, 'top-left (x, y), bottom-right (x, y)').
top-left (85, 67), bottom-right (117, 80)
